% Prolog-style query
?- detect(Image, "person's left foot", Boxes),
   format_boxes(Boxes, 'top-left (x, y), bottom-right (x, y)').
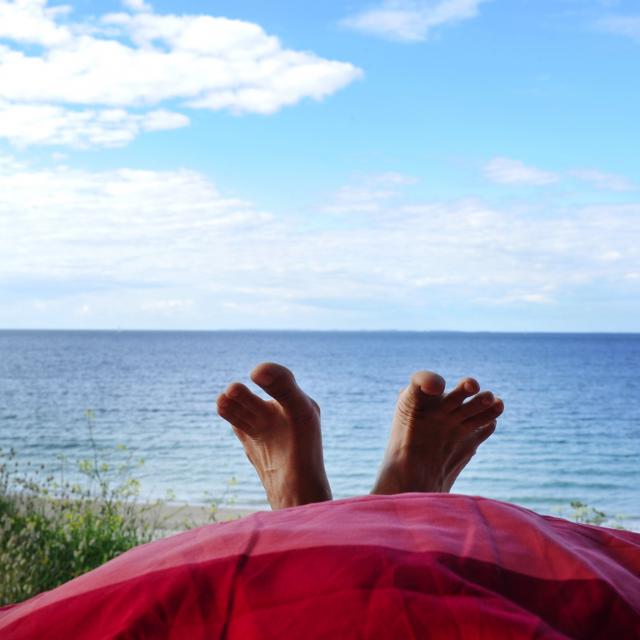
top-left (217, 362), bottom-right (332, 510)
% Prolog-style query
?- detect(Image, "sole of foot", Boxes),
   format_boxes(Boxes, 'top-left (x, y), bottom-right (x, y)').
top-left (217, 362), bottom-right (332, 510)
top-left (372, 371), bottom-right (504, 495)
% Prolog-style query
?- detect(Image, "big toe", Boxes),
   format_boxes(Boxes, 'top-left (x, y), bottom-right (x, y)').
top-left (398, 370), bottom-right (446, 413)
top-left (410, 371), bottom-right (446, 397)
top-left (251, 362), bottom-right (314, 416)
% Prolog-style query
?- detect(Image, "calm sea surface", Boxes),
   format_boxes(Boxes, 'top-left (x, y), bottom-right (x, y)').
top-left (1, 331), bottom-right (638, 528)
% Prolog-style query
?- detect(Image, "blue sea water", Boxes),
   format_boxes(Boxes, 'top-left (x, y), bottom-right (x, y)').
top-left (0, 331), bottom-right (638, 529)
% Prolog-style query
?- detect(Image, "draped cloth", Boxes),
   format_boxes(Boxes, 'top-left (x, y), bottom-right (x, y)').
top-left (1, 494), bottom-right (639, 639)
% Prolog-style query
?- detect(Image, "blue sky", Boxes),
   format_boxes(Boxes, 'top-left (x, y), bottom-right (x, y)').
top-left (0, 0), bottom-right (638, 331)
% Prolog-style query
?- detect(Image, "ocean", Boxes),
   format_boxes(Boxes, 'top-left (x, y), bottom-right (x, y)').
top-left (1, 330), bottom-right (638, 529)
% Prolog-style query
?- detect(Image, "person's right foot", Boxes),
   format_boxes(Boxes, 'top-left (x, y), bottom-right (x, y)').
top-left (217, 362), bottom-right (332, 510)
top-left (372, 371), bottom-right (503, 495)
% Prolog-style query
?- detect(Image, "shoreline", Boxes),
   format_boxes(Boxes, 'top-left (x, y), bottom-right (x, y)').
top-left (9, 494), bottom-right (263, 537)
top-left (147, 498), bottom-right (639, 534)
top-left (148, 502), bottom-right (262, 536)
top-left (10, 493), bottom-right (639, 534)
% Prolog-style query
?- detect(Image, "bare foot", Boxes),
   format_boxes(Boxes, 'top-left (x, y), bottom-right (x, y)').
top-left (216, 362), bottom-right (332, 510)
top-left (372, 371), bottom-right (504, 495)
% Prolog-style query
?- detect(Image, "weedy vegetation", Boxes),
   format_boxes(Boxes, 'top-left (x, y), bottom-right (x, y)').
top-left (0, 411), bottom-right (225, 606)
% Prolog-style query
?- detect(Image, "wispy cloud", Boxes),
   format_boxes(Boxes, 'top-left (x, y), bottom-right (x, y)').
top-left (324, 172), bottom-right (418, 214)
top-left (483, 157), bottom-right (560, 186)
top-left (571, 168), bottom-right (637, 192)
top-left (597, 14), bottom-right (640, 41)
top-left (122, 0), bottom-right (152, 12)
top-left (139, 299), bottom-right (194, 313)
top-left (483, 158), bottom-right (637, 192)
top-left (0, 0), bottom-right (362, 147)
top-left (0, 102), bottom-right (189, 148)
top-left (340, 0), bottom-right (488, 42)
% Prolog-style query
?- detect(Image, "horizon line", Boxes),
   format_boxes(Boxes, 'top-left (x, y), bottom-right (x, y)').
top-left (1, 328), bottom-right (639, 335)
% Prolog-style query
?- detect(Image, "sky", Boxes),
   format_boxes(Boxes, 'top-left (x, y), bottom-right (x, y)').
top-left (0, 0), bottom-right (639, 331)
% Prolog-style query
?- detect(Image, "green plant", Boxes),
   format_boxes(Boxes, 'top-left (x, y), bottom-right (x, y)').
top-left (0, 411), bottom-right (227, 606)
top-left (0, 445), bottom-right (150, 605)
top-left (566, 500), bottom-right (627, 529)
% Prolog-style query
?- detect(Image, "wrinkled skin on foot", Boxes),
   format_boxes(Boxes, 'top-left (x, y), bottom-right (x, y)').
top-left (217, 362), bottom-right (332, 510)
top-left (372, 371), bottom-right (504, 495)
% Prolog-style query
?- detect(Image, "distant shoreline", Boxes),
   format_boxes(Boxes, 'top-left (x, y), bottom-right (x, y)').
top-left (1, 329), bottom-right (639, 336)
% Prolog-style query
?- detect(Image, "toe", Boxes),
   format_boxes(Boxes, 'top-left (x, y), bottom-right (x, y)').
top-left (410, 371), bottom-right (446, 397)
top-left (474, 420), bottom-right (497, 445)
top-left (217, 393), bottom-right (256, 432)
top-left (452, 390), bottom-right (495, 420)
top-left (250, 362), bottom-right (313, 415)
top-left (440, 377), bottom-right (480, 412)
top-left (397, 371), bottom-right (446, 415)
top-left (447, 421), bottom-right (496, 474)
top-left (226, 382), bottom-right (270, 415)
top-left (393, 372), bottom-right (445, 423)
top-left (461, 399), bottom-right (504, 430)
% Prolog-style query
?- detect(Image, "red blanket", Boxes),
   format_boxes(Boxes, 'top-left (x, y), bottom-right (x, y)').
top-left (1, 494), bottom-right (639, 639)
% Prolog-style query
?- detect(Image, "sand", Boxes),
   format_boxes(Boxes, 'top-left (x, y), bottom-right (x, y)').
top-left (147, 502), bottom-right (262, 537)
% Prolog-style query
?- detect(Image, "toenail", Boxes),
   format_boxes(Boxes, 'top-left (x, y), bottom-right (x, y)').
top-left (253, 371), bottom-right (274, 386)
top-left (227, 386), bottom-right (240, 398)
top-left (482, 396), bottom-right (493, 406)
top-left (464, 381), bottom-right (476, 393)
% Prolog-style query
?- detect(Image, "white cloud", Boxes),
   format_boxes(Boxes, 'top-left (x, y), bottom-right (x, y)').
top-left (0, 152), bottom-right (26, 172)
top-left (478, 290), bottom-right (556, 305)
top-left (483, 157), bottom-right (560, 186)
top-left (597, 14), bottom-right (640, 40)
top-left (483, 159), bottom-right (636, 192)
top-left (508, 292), bottom-right (554, 304)
top-left (325, 172), bottom-right (417, 213)
top-left (1, 158), bottom-right (639, 328)
top-left (139, 299), bottom-right (194, 313)
top-left (0, 0), bottom-right (71, 46)
top-left (0, 0), bottom-right (362, 147)
top-left (571, 168), bottom-right (636, 192)
top-left (122, 0), bottom-right (151, 13)
top-left (0, 101), bottom-right (189, 147)
top-left (375, 171), bottom-right (418, 185)
top-left (341, 0), bottom-right (488, 42)
top-left (0, 158), bottom-right (272, 285)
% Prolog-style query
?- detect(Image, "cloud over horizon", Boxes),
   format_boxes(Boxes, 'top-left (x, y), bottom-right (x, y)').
top-left (1, 155), bottom-right (638, 329)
